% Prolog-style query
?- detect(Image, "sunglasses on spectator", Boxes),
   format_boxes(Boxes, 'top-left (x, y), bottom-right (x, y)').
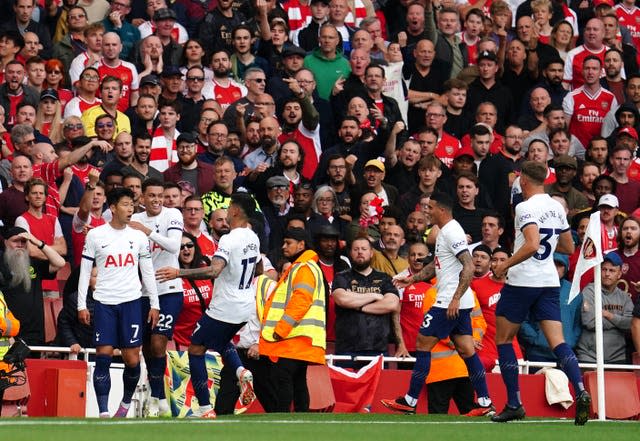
top-left (48, 70), bottom-right (61, 74)
top-left (96, 122), bottom-right (114, 129)
top-left (249, 78), bottom-right (266, 83)
top-left (180, 243), bottom-right (195, 250)
top-left (64, 123), bottom-right (83, 130)
top-left (187, 76), bottom-right (205, 82)
top-left (82, 74), bottom-right (99, 81)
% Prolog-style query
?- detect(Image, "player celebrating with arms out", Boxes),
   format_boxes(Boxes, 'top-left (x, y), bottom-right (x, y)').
top-left (78, 187), bottom-right (160, 418)
top-left (381, 192), bottom-right (494, 416)
top-left (491, 161), bottom-right (590, 425)
top-left (129, 178), bottom-right (184, 417)
top-left (156, 193), bottom-right (260, 418)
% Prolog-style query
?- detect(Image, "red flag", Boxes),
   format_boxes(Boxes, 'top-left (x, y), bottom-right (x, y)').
top-left (328, 356), bottom-right (383, 413)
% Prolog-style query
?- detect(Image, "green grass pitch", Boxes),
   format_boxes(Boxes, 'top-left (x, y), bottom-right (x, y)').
top-left (1, 413), bottom-right (639, 441)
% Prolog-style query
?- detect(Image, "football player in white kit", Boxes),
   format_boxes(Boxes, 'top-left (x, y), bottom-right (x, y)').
top-left (78, 187), bottom-right (160, 418)
top-left (129, 178), bottom-right (183, 417)
top-left (156, 193), bottom-right (260, 418)
top-left (381, 192), bottom-right (493, 415)
top-left (491, 161), bottom-right (590, 424)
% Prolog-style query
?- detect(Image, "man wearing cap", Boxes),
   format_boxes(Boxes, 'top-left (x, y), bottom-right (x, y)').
top-left (139, 5), bottom-right (187, 45)
top-left (598, 193), bottom-right (620, 254)
top-left (358, 158), bottom-right (398, 207)
top-left (0, 226), bottom-right (65, 347)
top-left (101, 0), bottom-right (139, 60)
top-left (267, 45), bottom-right (308, 106)
top-left (259, 227), bottom-right (326, 412)
top-left (149, 8), bottom-right (183, 67)
top-left (138, 74), bottom-right (162, 102)
top-left (97, 32), bottom-right (139, 113)
top-left (545, 154), bottom-right (589, 220)
top-left (564, 56), bottom-right (618, 152)
top-left (262, 175), bottom-right (292, 248)
top-left (575, 252), bottom-right (633, 364)
top-left (465, 49), bottom-right (514, 134)
top-left (164, 133), bottom-right (215, 196)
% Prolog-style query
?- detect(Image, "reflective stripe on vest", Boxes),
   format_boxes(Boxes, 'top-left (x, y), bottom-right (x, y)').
top-left (0, 294), bottom-right (11, 359)
top-left (261, 260), bottom-right (326, 349)
top-left (255, 274), bottom-right (276, 322)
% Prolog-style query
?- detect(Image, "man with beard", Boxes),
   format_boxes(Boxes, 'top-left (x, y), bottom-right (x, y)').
top-left (199, 121), bottom-right (245, 175)
top-left (601, 48), bottom-right (625, 105)
top-left (314, 116), bottom-right (380, 185)
top-left (0, 60), bottom-right (39, 128)
top-left (358, 159), bottom-right (398, 208)
top-left (121, 132), bottom-right (163, 182)
top-left (268, 46), bottom-right (307, 106)
top-left (479, 125), bottom-right (524, 229)
top-left (313, 225), bottom-right (349, 351)
top-left (371, 225), bottom-right (409, 278)
top-left (100, 131), bottom-right (134, 181)
top-left (245, 116), bottom-right (282, 177)
top-left (259, 227), bottom-right (326, 412)
top-left (0, 226), bottom-right (65, 347)
top-left (0, 155), bottom-right (32, 230)
top-left (525, 59), bottom-right (567, 111)
top-left (164, 133), bottom-right (215, 196)
top-left (292, 182), bottom-right (319, 225)
top-left (325, 154), bottom-right (354, 222)
top-left (204, 50), bottom-right (247, 111)
top-left (617, 217), bottom-right (640, 305)
top-left (278, 92), bottom-right (321, 181)
top-left (332, 236), bottom-right (400, 368)
top-left (262, 176), bottom-right (292, 253)
top-left (127, 93), bottom-right (159, 138)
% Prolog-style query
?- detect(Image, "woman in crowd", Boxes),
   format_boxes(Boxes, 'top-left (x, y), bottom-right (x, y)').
top-left (44, 59), bottom-right (74, 112)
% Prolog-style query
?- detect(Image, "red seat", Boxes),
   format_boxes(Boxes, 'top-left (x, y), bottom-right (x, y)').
top-left (633, 353), bottom-right (640, 378)
top-left (584, 371), bottom-right (640, 420)
top-left (43, 298), bottom-right (64, 344)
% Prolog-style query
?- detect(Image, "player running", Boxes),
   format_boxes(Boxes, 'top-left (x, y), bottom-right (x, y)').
top-left (491, 161), bottom-right (590, 424)
top-left (129, 178), bottom-right (184, 417)
top-left (78, 187), bottom-right (160, 418)
top-left (381, 192), bottom-right (494, 416)
top-left (156, 193), bottom-right (260, 418)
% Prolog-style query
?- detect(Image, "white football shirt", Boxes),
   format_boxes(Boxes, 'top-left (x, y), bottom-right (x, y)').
top-left (132, 207), bottom-right (184, 295)
top-left (78, 223), bottom-right (159, 309)
top-left (433, 219), bottom-right (475, 309)
top-left (206, 227), bottom-right (261, 324)
top-left (507, 193), bottom-right (569, 287)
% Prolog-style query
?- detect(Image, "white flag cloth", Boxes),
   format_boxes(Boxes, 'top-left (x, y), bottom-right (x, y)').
top-left (568, 212), bottom-right (603, 304)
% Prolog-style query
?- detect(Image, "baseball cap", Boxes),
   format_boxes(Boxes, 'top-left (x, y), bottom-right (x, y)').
top-left (266, 175), bottom-right (290, 189)
top-left (455, 146), bottom-right (475, 160)
top-left (553, 154), bottom-right (577, 170)
top-left (40, 88), bottom-right (59, 101)
top-left (598, 194), bottom-right (619, 208)
top-left (153, 7), bottom-right (177, 21)
top-left (603, 251), bottom-right (623, 267)
top-left (364, 159), bottom-right (385, 172)
top-left (161, 65), bottom-right (182, 78)
top-left (140, 74), bottom-right (161, 86)
top-left (618, 127), bottom-right (638, 141)
top-left (282, 45), bottom-right (306, 59)
top-left (477, 50), bottom-right (498, 63)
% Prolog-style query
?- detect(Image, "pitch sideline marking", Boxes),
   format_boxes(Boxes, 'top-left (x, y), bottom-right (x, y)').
top-left (0, 418), bottom-right (625, 426)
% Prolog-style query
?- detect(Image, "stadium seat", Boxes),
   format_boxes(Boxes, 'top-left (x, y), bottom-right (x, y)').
top-left (584, 371), bottom-right (640, 420)
top-left (307, 364), bottom-right (335, 412)
top-left (633, 353), bottom-right (640, 378)
top-left (1, 371), bottom-right (30, 417)
top-left (43, 298), bottom-right (64, 344)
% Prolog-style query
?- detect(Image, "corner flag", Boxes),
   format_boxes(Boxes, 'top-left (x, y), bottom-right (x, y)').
top-left (568, 212), bottom-right (603, 304)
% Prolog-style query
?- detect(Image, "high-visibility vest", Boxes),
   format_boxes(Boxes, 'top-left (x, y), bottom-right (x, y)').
top-left (255, 274), bottom-right (276, 322)
top-left (0, 292), bottom-right (19, 360)
top-left (261, 258), bottom-right (326, 350)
